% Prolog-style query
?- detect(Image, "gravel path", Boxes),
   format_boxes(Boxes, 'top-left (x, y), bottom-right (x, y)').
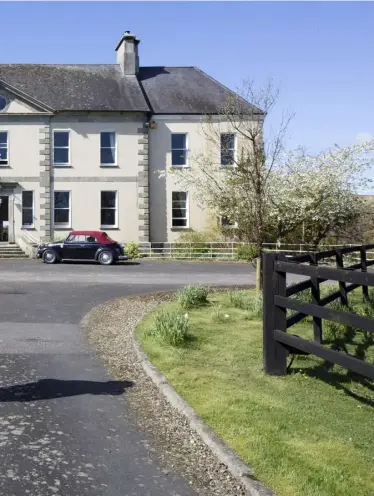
top-left (81, 292), bottom-right (251, 496)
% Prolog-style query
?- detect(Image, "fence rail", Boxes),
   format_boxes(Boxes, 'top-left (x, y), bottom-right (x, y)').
top-left (137, 242), bottom-right (374, 261)
top-left (263, 245), bottom-right (374, 380)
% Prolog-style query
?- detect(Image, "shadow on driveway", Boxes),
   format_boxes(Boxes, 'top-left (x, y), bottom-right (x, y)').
top-left (0, 379), bottom-right (133, 402)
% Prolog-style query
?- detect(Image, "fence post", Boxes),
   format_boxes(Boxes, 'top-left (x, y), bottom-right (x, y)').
top-left (263, 252), bottom-right (288, 375)
top-left (310, 252), bottom-right (323, 343)
top-left (335, 249), bottom-right (348, 306)
top-left (360, 246), bottom-right (369, 300)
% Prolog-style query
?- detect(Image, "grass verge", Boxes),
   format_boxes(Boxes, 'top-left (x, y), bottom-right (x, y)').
top-left (136, 289), bottom-right (374, 496)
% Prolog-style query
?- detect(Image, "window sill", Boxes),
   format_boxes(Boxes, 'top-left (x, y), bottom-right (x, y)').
top-left (100, 164), bottom-right (119, 168)
top-left (54, 226), bottom-right (72, 230)
top-left (53, 164), bottom-right (72, 168)
top-left (171, 227), bottom-right (192, 232)
top-left (100, 226), bottom-right (119, 230)
top-left (171, 165), bottom-right (190, 169)
top-left (0, 164), bottom-right (10, 168)
top-left (21, 226), bottom-right (36, 230)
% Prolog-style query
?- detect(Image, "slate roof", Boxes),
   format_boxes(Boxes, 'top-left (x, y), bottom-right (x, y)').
top-left (0, 63), bottom-right (261, 115)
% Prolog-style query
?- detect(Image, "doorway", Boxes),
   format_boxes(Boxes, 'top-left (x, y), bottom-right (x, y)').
top-left (0, 196), bottom-right (9, 242)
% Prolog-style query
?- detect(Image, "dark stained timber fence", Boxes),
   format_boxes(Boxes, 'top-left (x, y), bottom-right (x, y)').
top-left (263, 245), bottom-right (374, 380)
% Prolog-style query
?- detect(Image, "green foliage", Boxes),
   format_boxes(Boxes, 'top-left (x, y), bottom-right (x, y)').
top-left (247, 294), bottom-right (263, 317)
top-left (124, 240), bottom-right (140, 259)
top-left (174, 231), bottom-right (211, 259)
top-left (235, 244), bottom-right (259, 261)
top-left (228, 290), bottom-right (262, 315)
top-left (178, 284), bottom-right (210, 309)
top-left (137, 288), bottom-right (374, 496)
top-left (211, 304), bottom-right (231, 323)
top-left (229, 290), bottom-right (263, 319)
top-left (146, 310), bottom-right (190, 347)
top-left (229, 290), bottom-right (249, 309)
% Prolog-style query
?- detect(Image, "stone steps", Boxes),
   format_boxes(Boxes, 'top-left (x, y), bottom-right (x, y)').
top-left (0, 244), bottom-right (28, 259)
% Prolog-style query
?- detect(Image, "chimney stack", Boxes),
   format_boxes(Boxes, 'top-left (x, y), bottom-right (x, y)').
top-left (115, 31), bottom-right (140, 75)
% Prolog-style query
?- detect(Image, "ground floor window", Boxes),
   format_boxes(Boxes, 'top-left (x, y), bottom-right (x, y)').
top-left (22, 191), bottom-right (34, 227)
top-left (101, 191), bottom-right (118, 227)
top-left (172, 191), bottom-right (189, 227)
top-left (54, 191), bottom-right (71, 227)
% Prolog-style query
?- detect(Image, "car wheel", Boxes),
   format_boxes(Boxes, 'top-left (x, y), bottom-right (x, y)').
top-left (43, 249), bottom-right (57, 264)
top-left (98, 250), bottom-right (114, 266)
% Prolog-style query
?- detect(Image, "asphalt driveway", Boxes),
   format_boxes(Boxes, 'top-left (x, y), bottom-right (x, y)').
top-left (0, 260), bottom-right (254, 495)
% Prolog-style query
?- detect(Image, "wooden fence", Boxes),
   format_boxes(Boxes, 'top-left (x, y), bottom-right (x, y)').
top-left (263, 245), bottom-right (374, 380)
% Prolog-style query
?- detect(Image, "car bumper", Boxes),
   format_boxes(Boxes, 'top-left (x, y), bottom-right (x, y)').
top-left (118, 254), bottom-right (132, 261)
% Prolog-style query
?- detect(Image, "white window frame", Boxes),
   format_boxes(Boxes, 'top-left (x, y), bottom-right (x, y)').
top-left (171, 191), bottom-right (189, 228)
top-left (171, 133), bottom-right (189, 168)
top-left (220, 133), bottom-right (236, 167)
top-left (53, 130), bottom-right (70, 167)
top-left (54, 190), bottom-right (71, 229)
top-left (100, 131), bottom-right (117, 166)
top-left (220, 215), bottom-right (238, 229)
top-left (22, 190), bottom-right (34, 228)
top-left (0, 130), bottom-right (9, 166)
top-left (100, 190), bottom-right (118, 229)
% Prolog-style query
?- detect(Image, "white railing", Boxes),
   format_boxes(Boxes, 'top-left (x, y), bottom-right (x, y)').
top-left (138, 242), bottom-right (244, 260)
top-left (137, 242), bottom-right (374, 261)
top-left (21, 230), bottom-right (39, 246)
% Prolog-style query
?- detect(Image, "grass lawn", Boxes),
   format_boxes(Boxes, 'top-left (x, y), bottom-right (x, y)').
top-left (137, 288), bottom-right (374, 496)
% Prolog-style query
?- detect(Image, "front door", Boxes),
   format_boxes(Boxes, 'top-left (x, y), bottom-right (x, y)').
top-left (0, 196), bottom-right (9, 242)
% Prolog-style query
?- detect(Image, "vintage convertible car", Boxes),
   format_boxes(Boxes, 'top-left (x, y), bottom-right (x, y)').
top-left (36, 230), bottom-right (132, 265)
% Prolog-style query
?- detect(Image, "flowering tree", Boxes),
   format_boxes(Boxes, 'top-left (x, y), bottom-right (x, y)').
top-left (168, 80), bottom-right (374, 250)
top-left (268, 143), bottom-right (374, 246)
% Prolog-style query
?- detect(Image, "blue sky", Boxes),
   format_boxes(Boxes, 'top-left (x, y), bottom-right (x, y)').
top-left (0, 1), bottom-right (373, 155)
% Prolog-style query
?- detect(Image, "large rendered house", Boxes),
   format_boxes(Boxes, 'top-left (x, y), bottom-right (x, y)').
top-left (0, 31), bottom-right (257, 249)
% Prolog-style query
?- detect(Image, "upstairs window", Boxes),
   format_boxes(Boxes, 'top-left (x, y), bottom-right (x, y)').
top-left (53, 131), bottom-right (70, 166)
top-left (221, 133), bottom-right (236, 166)
top-left (171, 134), bottom-right (188, 167)
top-left (100, 132), bottom-right (116, 165)
top-left (172, 191), bottom-right (188, 227)
top-left (0, 131), bottom-right (8, 165)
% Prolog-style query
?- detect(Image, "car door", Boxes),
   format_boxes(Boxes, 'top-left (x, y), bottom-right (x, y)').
top-left (61, 235), bottom-right (81, 259)
top-left (76, 235), bottom-right (99, 260)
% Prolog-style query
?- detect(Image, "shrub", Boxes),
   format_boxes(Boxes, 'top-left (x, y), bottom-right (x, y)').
top-left (124, 241), bottom-right (140, 259)
top-left (229, 290), bottom-right (263, 316)
top-left (235, 244), bottom-right (259, 261)
top-left (177, 230), bottom-right (220, 244)
top-left (247, 294), bottom-right (263, 317)
top-left (178, 284), bottom-right (210, 309)
top-left (211, 304), bottom-right (231, 323)
top-left (147, 311), bottom-right (190, 347)
top-left (174, 230), bottom-right (222, 259)
top-left (229, 291), bottom-right (248, 309)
